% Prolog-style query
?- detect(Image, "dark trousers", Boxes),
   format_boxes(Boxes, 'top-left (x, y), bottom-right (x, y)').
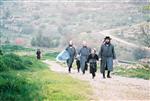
top-left (67, 59), bottom-right (73, 73)
top-left (76, 60), bottom-right (80, 72)
top-left (90, 63), bottom-right (97, 78)
top-left (83, 62), bottom-right (88, 74)
top-left (37, 55), bottom-right (41, 59)
top-left (102, 63), bottom-right (111, 78)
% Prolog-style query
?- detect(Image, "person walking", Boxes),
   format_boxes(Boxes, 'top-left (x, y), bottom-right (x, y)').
top-left (87, 48), bottom-right (99, 79)
top-left (99, 36), bottom-right (116, 78)
top-left (36, 49), bottom-right (41, 60)
top-left (66, 40), bottom-right (76, 73)
top-left (78, 41), bottom-right (91, 74)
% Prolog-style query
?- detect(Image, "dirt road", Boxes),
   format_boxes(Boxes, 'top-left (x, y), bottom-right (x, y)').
top-left (44, 60), bottom-right (150, 101)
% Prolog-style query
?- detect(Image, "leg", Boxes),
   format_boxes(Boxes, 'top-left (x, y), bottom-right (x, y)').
top-left (68, 66), bottom-right (71, 73)
top-left (107, 71), bottom-right (111, 78)
top-left (83, 69), bottom-right (85, 74)
top-left (82, 62), bottom-right (86, 74)
top-left (77, 66), bottom-right (80, 73)
top-left (77, 60), bottom-right (80, 73)
top-left (92, 73), bottom-right (94, 79)
top-left (92, 72), bottom-right (95, 79)
top-left (103, 71), bottom-right (106, 78)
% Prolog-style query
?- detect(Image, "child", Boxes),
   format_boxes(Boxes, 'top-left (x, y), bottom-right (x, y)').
top-left (87, 48), bottom-right (99, 79)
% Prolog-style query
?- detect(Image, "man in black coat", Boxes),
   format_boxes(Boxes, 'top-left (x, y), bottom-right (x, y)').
top-left (99, 36), bottom-right (116, 78)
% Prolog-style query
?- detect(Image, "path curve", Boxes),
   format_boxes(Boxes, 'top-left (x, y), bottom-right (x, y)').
top-left (44, 60), bottom-right (150, 101)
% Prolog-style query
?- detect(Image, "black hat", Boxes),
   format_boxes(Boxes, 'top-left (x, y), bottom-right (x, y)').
top-left (104, 36), bottom-right (111, 40)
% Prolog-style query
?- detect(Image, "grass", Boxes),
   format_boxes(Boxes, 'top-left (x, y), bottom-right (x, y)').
top-left (0, 53), bottom-right (92, 101)
top-left (43, 52), bottom-right (59, 60)
top-left (0, 44), bottom-right (34, 53)
top-left (113, 65), bottom-right (150, 80)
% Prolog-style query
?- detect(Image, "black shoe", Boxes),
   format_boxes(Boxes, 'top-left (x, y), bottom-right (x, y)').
top-left (107, 75), bottom-right (111, 78)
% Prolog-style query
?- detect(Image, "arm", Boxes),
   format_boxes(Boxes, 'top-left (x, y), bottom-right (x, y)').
top-left (98, 45), bottom-right (103, 59)
top-left (74, 47), bottom-right (77, 57)
top-left (87, 55), bottom-right (91, 63)
top-left (66, 47), bottom-right (68, 51)
top-left (96, 54), bottom-right (99, 61)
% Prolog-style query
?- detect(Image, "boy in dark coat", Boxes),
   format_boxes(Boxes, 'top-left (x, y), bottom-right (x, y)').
top-left (99, 36), bottom-right (116, 78)
top-left (66, 40), bottom-right (76, 73)
top-left (87, 48), bottom-right (99, 79)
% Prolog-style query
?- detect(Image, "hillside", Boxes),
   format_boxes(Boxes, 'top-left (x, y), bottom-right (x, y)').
top-left (0, 0), bottom-right (150, 61)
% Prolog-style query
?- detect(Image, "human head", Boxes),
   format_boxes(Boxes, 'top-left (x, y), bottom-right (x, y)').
top-left (82, 41), bottom-right (87, 47)
top-left (69, 40), bottom-right (73, 46)
top-left (91, 48), bottom-right (96, 54)
top-left (104, 36), bottom-right (111, 44)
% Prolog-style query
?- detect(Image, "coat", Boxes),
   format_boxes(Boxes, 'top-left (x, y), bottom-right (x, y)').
top-left (66, 46), bottom-right (76, 68)
top-left (99, 43), bottom-right (116, 73)
top-left (36, 50), bottom-right (41, 59)
top-left (87, 54), bottom-right (99, 73)
top-left (78, 46), bottom-right (91, 72)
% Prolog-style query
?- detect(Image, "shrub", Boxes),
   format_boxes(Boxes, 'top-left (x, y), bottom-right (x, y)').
top-left (0, 56), bottom-right (8, 71)
top-left (0, 54), bottom-right (26, 72)
top-left (0, 44), bottom-right (33, 53)
top-left (3, 54), bottom-right (26, 70)
top-left (0, 74), bottom-right (40, 101)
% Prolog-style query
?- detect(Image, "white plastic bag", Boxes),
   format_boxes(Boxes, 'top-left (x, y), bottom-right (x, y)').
top-left (56, 50), bottom-right (70, 62)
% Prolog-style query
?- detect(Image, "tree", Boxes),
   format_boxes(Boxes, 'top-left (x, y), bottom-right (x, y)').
top-left (31, 34), bottom-right (60, 48)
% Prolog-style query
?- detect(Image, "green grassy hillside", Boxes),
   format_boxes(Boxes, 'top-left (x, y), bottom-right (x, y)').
top-left (0, 53), bottom-right (92, 101)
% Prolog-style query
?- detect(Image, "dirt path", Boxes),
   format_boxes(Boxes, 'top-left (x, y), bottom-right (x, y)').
top-left (44, 60), bottom-right (150, 101)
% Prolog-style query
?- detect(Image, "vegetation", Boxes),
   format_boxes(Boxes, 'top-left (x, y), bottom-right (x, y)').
top-left (31, 34), bottom-right (60, 48)
top-left (43, 52), bottom-right (59, 60)
top-left (0, 1), bottom-right (148, 47)
top-left (0, 53), bottom-right (92, 101)
top-left (113, 65), bottom-right (150, 80)
top-left (133, 48), bottom-right (149, 60)
top-left (0, 44), bottom-right (34, 53)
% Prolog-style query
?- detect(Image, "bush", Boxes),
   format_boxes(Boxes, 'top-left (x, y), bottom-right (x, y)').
top-left (0, 74), bottom-right (40, 101)
top-left (31, 34), bottom-right (60, 48)
top-left (0, 53), bottom-right (27, 72)
top-left (0, 44), bottom-right (33, 53)
top-left (3, 54), bottom-right (26, 70)
top-left (0, 56), bottom-right (8, 71)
